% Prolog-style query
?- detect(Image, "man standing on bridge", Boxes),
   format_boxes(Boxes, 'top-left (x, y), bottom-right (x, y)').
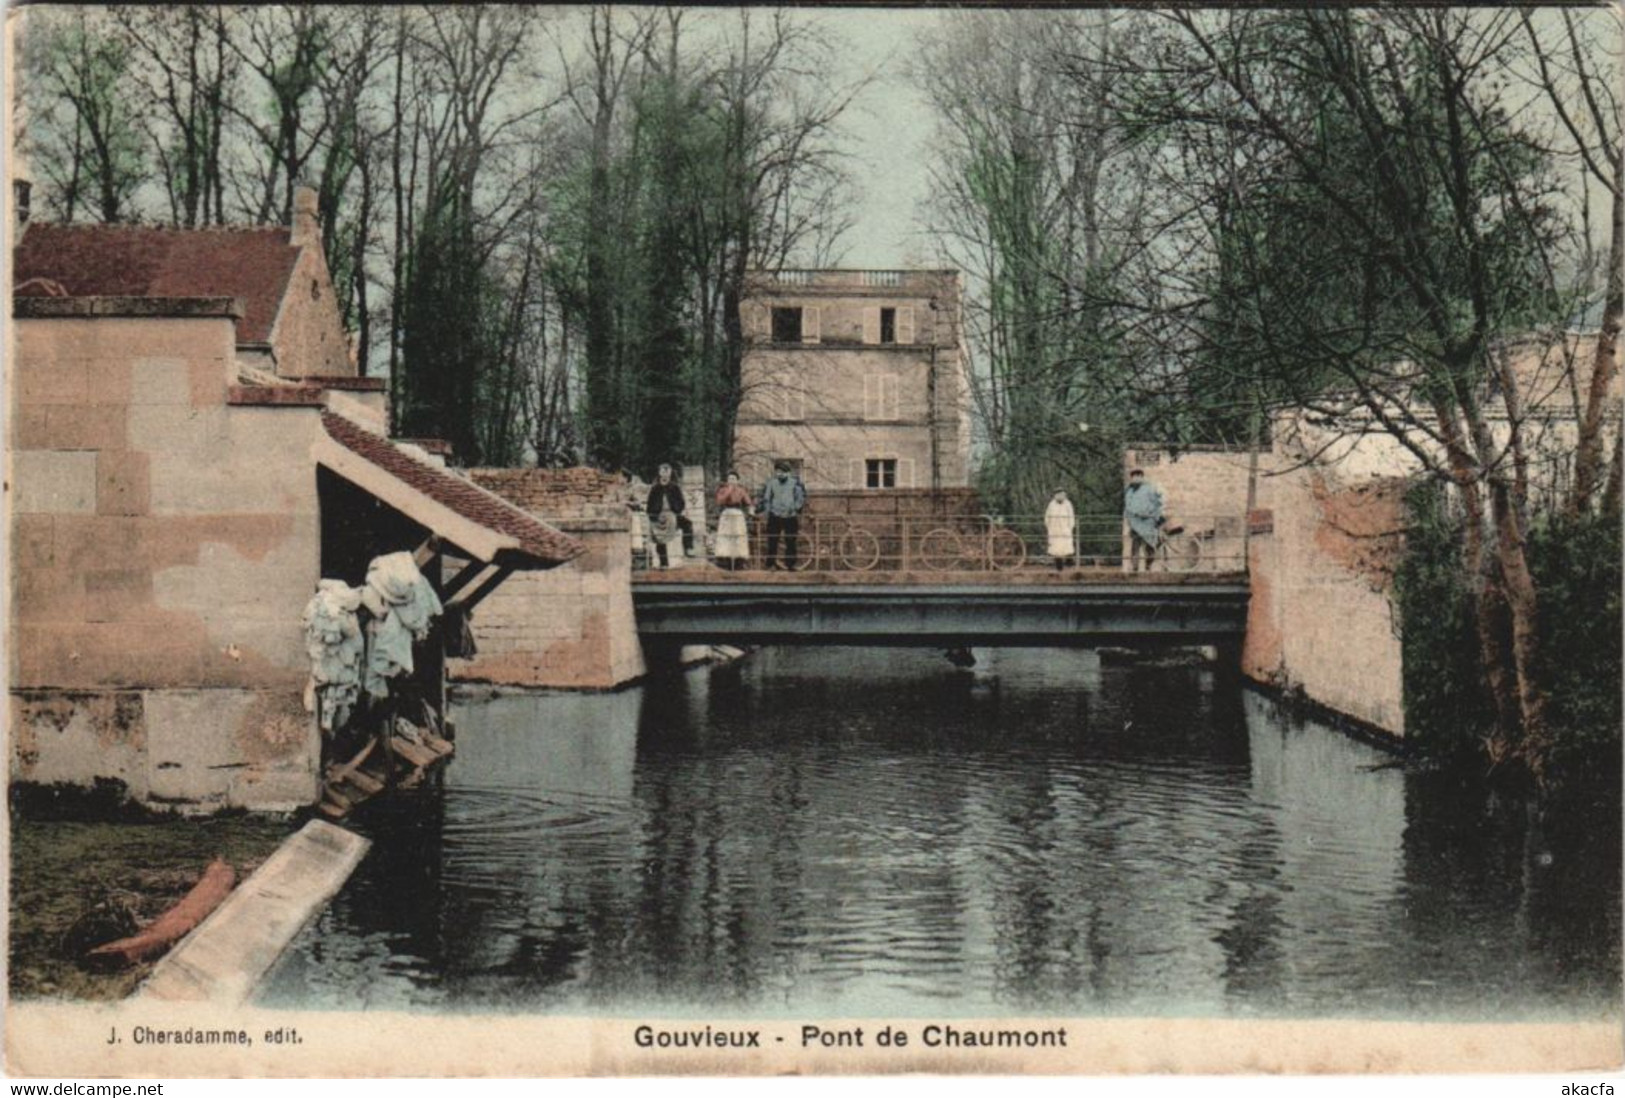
top-left (757, 460), bottom-right (807, 571)
top-left (1123, 468), bottom-right (1164, 572)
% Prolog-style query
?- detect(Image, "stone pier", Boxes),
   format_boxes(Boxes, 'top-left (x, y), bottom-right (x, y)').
top-left (450, 469), bottom-right (646, 690)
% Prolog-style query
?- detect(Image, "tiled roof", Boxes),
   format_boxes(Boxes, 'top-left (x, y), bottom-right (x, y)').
top-left (13, 222), bottom-right (302, 344)
top-left (320, 412), bottom-right (584, 569)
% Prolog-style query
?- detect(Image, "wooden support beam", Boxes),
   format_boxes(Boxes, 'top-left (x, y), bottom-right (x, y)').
top-left (448, 563), bottom-right (513, 613)
top-left (440, 560), bottom-right (493, 603)
top-left (412, 535), bottom-right (443, 569)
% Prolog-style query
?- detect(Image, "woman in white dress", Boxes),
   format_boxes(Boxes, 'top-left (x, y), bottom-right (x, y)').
top-left (1045, 488), bottom-right (1076, 571)
top-left (713, 471), bottom-right (753, 570)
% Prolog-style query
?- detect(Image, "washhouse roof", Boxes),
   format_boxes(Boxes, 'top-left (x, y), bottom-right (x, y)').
top-left (316, 411), bottom-right (585, 570)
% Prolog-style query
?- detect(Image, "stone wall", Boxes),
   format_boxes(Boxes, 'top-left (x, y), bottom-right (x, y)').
top-left (10, 306), bottom-right (323, 810)
top-left (1243, 466), bottom-right (1408, 737)
top-left (448, 469), bottom-right (645, 690)
top-left (1124, 440), bottom-right (1409, 737)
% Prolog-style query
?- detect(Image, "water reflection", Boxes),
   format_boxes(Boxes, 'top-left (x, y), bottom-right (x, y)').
top-left (262, 649), bottom-right (1620, 1019)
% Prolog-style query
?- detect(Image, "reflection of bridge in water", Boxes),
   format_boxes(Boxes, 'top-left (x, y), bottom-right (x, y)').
top-left (630, 510), bottom-right (1250, 648)
top-left (632, 571), bottom-right (1250, 647)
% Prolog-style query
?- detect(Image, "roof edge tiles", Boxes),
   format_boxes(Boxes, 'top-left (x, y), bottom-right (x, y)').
top-left (315, 411), bottom-right (583, 570)
top-left (13, 295), bottom-right (244, 320)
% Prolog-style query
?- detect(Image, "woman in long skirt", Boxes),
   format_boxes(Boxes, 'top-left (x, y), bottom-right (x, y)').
top-left (714, 471), bottom-right (753, 571)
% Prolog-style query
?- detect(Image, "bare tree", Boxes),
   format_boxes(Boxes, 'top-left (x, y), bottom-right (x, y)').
top-left (220, 4), bottom-right (332, 224)
top-left (111, 5), bottom-right (235, 225)
top-left (23, 8), bottom-right (146, 222)
top-left (1520, 10), bottom-right (1623, 516)
top-left (914, 10), bottom-right (1157, 513)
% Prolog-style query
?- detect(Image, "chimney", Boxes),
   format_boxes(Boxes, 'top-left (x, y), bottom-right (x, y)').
top-left (13, 179), bottom-right (31, 228)
top-left (290, 184), bottom-right (320, 249)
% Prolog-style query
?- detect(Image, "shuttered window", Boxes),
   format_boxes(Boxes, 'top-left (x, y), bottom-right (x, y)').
top-left (780, 387), bottom-right (805, 421)
top-left (864, 374), bottom-right (900, 420)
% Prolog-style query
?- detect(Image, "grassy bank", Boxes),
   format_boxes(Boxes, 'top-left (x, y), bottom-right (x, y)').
top-left (8, 803), bottom-right (292, 1000)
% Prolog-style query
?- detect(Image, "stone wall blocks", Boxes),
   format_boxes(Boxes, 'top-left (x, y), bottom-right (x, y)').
top-left (86, 359), bottom-right (137, 406)
top-left (12, 567), bottom-right (86, 624)
top-left (81, 569), bottom-right (156, 623)
top-left (15, 358), bottom-right (90, 406)
top-left (11, 408), bottom-right (51, 449)
top-left (96, 451), bottom-right (152, 516)
top-left (129, 358), bottom-right (195, 405)
top-left (12, 516), bottom-right (56, 569)
top-left (12, 451), bottom-right (98, 514)
top-left (9, 689), bottom-right (149, 798)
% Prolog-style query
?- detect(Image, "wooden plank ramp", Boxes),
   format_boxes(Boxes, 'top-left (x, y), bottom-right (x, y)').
top-left (138, 820), bottom-right (370, 1004)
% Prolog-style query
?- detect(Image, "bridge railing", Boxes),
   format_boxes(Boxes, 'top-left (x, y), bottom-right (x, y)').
top-left (638, 511), bottom-right (1247, 574)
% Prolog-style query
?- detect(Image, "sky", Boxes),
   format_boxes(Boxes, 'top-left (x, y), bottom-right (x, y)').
top-left (810, 9), bottom-right (943, 270)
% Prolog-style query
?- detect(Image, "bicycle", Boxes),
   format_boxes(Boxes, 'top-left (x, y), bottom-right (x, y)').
top-left (753, 514), bottom-right (882, 572)
top-left (914, 516), bottom-right (1028, 572)
top-left (1156, 522), bottom-right (1208, 572)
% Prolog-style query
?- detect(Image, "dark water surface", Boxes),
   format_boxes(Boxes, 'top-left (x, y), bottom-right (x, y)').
top-left (261, 648), bottom-right (1621, 1019)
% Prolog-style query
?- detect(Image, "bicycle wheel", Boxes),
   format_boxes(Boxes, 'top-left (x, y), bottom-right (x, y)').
top-left (838, 528), bottom-right (882, 571)
top-left (986, 527), bottom-right (1027, 571)
top-left (792, 516), bottom-right (841, 572)
top-left (916, 528), bottom-right (966, 571)
top-left (1160, 533), bottom-right (1202, 573)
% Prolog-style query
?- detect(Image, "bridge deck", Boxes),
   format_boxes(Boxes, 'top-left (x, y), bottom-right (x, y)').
top-left (633, 568), bottom-right (1247, 586)
top-left (632, 570), bottom-right (1250, 646)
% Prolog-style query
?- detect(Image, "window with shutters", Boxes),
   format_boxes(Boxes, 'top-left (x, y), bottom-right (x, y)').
top-left (769, 384), bottom-right (806, 421)
top-left (864, 374), bottom-right (900, 421)
top-left (771, 306), bottom-right (803, 343)
top-left (865, 458), bottom-right (897, 489)
top-left (880, 307), bottom-right (896, 344)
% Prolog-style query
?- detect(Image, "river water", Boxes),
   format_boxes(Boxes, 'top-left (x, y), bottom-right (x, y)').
top-left (261, 647), bottom-right (1620, 1020)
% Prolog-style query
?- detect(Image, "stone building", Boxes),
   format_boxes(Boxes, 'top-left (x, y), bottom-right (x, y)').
top-left (733, 269), bottom-right (970, 492)
top-left (8, 189), bottom-right (581, 812)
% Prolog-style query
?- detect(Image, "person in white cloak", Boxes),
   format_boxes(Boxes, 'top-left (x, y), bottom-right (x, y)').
top-left (1045, 488), bottom-right (1077, 571)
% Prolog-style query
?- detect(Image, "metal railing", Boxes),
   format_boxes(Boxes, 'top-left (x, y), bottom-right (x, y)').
top-left (631, 512), bottom-right (1247, 574)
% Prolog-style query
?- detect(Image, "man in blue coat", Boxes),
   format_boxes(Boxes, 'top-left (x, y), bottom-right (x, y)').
top-left (757, 460), bottom-right (808, 570)
top-left (1123, 468), bottom-right (1164, 572)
